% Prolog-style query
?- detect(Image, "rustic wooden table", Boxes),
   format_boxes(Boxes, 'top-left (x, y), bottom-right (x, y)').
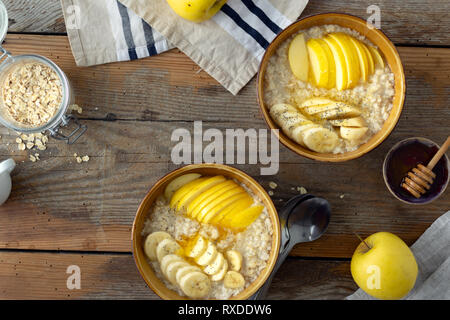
top-left (0, 0), bottom-right (448, 300)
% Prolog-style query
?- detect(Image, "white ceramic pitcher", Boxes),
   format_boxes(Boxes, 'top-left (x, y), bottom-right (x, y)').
top-left (0, 158), bottom-right (15, 205)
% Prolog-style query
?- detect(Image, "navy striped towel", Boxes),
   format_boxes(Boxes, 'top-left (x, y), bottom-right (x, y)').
top-left (61, 0), bottom-right (308, 95)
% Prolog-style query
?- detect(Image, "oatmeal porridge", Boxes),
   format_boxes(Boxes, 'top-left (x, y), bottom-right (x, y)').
top-left (141, 174), bottom-right (273, 299)
top-left (264, 25), bottom-right (395, 154)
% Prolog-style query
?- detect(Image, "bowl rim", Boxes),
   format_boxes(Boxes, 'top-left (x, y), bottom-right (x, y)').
top-left (382, 137), bottom-right (450, 205)
top-left (257, 12), bottom-right (406, 162)
top-left (132, 163), bottom-right (281, 300)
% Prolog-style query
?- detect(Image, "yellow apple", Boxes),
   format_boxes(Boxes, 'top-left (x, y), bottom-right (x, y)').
top-left (175, 175), bottom-right (226, 211)
top-left (166, 0), bottom-right (227, 23)
top-left (199, 192), bottom-right (248, 223)
top-left (323, 36), bottom-right (348, 90)
top-left (288, 33), bottom-right (309, 82)
top-left (186, 180), bottom-right (236, 217)
top-left (351, 232), bottom-right (418, 300)
top-left (306, 38), bottom-right (329, 88)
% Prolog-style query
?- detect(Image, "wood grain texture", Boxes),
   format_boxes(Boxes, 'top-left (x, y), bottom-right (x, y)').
top-left (3, 0), bottom-right (450, 46)
top-left (0, 251), bottom-right (356, 299)
top-left (3, 0), bottom-right (65, 34)
top-left (0, 34), bottom-right (448, 258)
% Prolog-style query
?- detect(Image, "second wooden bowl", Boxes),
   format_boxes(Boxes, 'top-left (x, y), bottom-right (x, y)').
top-left (257, 13), bottom-right (406, 162)
top-left (132, 164), bottom-right (280, 300)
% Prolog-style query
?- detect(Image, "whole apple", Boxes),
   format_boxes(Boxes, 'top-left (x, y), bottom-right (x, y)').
top-left (166, 0), bottom-right (227, 23)
top-left (351, 232), bottom-right (418, 300)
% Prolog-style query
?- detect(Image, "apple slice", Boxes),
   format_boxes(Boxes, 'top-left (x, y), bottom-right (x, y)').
top-left (164, 173), bottom-right (202, 201)
top-left (176, 176), bottom-right (226, 212)
top-left (190, 185), bottom-right (241, 219)
top-left (316, 38), bottom-right (336, 89)
top-left (300, 97), bottom-right (336, 108)
top-left (323, 36), bottom-right (348, 90)
top-left (348, 37), bottom-right (370, 82)
top-left (306, 38), bottom-right (329, 88)
top-left (361, 42), bottom-right (375, 75)
top-left (368, 45), bottom-right (385, 69)
top-left (195, 186), bottom-right (246, 222)
top-left (220, 205), bottom-right (265, 230)
top-left (340, 126), bottom-right (369, 141)
top-left (329, 117), bottom-right (366, 127)
top-left (169, 177), bottom-right (207, 209)
top-left (328, 33), bottom-right (360, 88)
top-left (288, 33), bottom-right (309, 81)
top-left (208, 196), bottom-right (253, 225)
top-left (200, 193), bottom-right (250, 223)
top-left (187, 180), bottom-right (237, 217)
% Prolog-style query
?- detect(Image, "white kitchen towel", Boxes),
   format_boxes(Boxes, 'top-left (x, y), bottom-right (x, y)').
top-left (60, 0), bottom-right (308, 95)
top-left (61, 0), bottom-right (173, 66)
top-left (347, 211), bottom-right (450, 300)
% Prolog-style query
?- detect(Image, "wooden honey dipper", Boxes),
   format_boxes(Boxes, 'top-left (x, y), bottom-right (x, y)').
top-left (401, 136), bottom-right (450, 198)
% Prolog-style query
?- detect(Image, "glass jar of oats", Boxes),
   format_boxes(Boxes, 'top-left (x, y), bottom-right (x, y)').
top-left (0, 0), bottom-right (86, 144)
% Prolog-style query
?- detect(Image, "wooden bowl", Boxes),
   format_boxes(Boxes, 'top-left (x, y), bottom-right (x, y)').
top-left (257, 13), bottom-right (406, 162)
top-left (132, 164), bottom-right (280, 300)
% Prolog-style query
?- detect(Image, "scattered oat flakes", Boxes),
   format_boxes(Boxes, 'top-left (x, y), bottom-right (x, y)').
top-left (34, 153), bottom-right (40, 160)
top-left (340, 194), bottom-right (345, 199)
top-left (18, 142), bottom-right (26, 150)
top-left (41, 135), bottom-right (48, 144)
top-left (73, 153), bottom-right (78, 157)
top-left (269, 182), bottom-right (278, 190)
top-left (268, 190), bottom-right (274, 196)
top-left (37, 144), bottom-right (46, 151)
top-left (29, 155), bottom-right (36, 162)
top-left (26, 142), bottom-right (34, 149)
top-left (82, 155), bottom-right (89, 162)
top-left (297, 186), bottom-right (307, 194)
top-left (15, 137), bottom-right (22, 144)
top-left (69, 104), bottom-right (83, 114)
top-left (76, 156), bottom-right (82, 164)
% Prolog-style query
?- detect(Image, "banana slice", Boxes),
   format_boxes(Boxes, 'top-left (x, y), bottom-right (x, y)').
top-left (300, 97), bottom-right (335, 108)
top-left (315, 105), bottom-right (361, 120)
top-left (302, 127), bottom-right (339, 153)
top-left (160, 254), bottom-right (183, 277)
top-left (270, 103), bottom-right (297, 114)
top-left (225, 250), bottom-right (243, 272)
top-left (179, 271), bottom-right (211, 299)
top-left (223, 271), bottom-right (245, 289)
top-left (204, 252), bottom-right (225, 275)
top-left (156, 238), bottom-right (181, 262)
top-left (164, 173), bottom-right (202, 201)
top-left (165, 261), bottom-right (190, 285)
top-left (176, 265), bottom-right (202, 285)
top-left (185, 235), bottom-right (208, 259)
top-left (290, 123), bottom-right (320, 146)
top-left (302, 103), bottom-right (340, 116)
top-left (144, 231), bottom-right (172, 261)
top-left (340, 126), bottom-right (368, 141)
top-left (210, 260), bottom-right (228, 281)
top-left (329, 117), bottom-right (366, 127)
top-left (195, 241), bottom-right (218, 266)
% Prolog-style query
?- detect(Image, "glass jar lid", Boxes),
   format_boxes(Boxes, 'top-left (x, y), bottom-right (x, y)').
top-left (0, 0), bottom-right (7, 44)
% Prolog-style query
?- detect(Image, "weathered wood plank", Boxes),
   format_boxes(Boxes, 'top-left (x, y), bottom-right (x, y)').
top-left (3, 0), bottom-right (450, 46)
top-left (0, 251), bottom-right (356, 299)
top-left (0, 34), bottom-right (448, 257)
top-left (3, 0), bottom-right (65, 34)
